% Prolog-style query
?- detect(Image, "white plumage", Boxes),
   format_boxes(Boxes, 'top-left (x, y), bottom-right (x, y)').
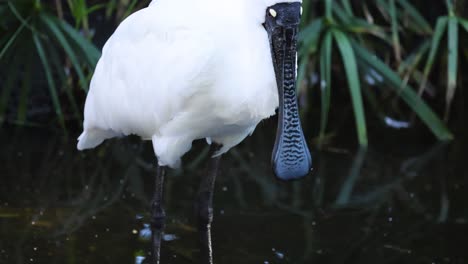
top-left (77, 0), bottom-right (301, 168)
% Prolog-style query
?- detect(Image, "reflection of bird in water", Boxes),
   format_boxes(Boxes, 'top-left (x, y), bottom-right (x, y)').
top-left (77, 0), bottom-right (311, 262)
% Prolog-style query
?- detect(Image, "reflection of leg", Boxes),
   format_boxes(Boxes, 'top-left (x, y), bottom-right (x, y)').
top-left (196, 144), bottom-right (222, 227)
top-left (151, 165), bottom-right (166, 264)
top-left (199, 223), bottom-right (214, 264)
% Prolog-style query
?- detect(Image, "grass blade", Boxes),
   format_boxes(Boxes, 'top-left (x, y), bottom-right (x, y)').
top-left (390, 0), bottom-right (402, 63)
top-left (420, 16), bottom-right (448, 95)
top-left (333, 30), bottom-right (368, 146)
top-left (0, 18), bottom-right (28, 60)
top-left (325, 0), bottom-right (332, 20)
top-left (459, 18), bottom-right (468, 32)
top-left (396, 0), bottom-right (433, 34)
top-left (47, 42), bottom-right (82, 122)
top-left (319, 31), bottom-right (333, 146)
top-left (340, 0), bottom-right (354, 16)
top-left (297, 57), bottom-right (309, 91)
top-left (53, 15), bottom-right (100, 67)
top-left (445, 16), bottom-right (458, 121)
top-left (17, 48), bottom-right (32, 123)
top-left (299, 18), bottom-right (323, 56)
top-left (40, 13), bottom-right (88, 91)
top-left (33, 33), bottom-right (66, 130)
top-left (352, 41), bottom-right (453, 141)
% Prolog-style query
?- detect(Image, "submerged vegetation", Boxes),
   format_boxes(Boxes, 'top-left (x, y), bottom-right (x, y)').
top-left (0, 0), bottom-right (466, 144)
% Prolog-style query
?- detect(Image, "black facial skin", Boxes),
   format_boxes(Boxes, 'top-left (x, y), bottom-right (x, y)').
top-left (264, 2), bottom-right (312, 180)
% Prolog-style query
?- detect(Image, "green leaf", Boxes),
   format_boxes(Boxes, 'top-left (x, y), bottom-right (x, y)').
top-left (332, 3), bottom-right (389, 42)
top-left (459, 18), bottom-right (468, 32)
top-left (299, 18), bottom-right (323, 56)
top-left (300, 0), bottom-right (312, 23)
top-left (396, 0), bottom-right (433, 34)
top-left (333, 30), bottom-right (368, 146)
top-left (325, 0), bottom-right (332, 20)
top-left (398, 40), bottom-right (430, 75)
top-left (46, 42), bottom-right (82, 122)
top-left (54, 15), bottom-right (100, 67)
top-left (297, 57), bottom-right (309, 92)
top-left (17, 48), bottom-right (32, 123)
top-left (390, 0), bottom-right (401, 62)
top-left (40, 13), bottom-right (88, 91)
top-left (445, 16), bottom-right (458, 120)
top-left (420, 16), bottom-right (448, 95)
top-left (340, 0), bottom-right (354, 16)
top-left (33, 33), bottom-right (66, 130)
top-left (319, 31), bottom-right (333, 145)
top-left (0, 18), bottom-right (28, 60)
top-left (352, 41), bottom-right (453, 141)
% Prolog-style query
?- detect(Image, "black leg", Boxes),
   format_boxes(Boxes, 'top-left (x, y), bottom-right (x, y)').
top-left (151, 165), bottom-right (166, 264)
top-left (196, 144), bottom-right (222, 227)
top-left (196, 144), bottom-right (221, 264)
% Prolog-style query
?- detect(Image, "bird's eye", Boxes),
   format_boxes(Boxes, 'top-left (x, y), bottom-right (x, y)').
top-left (269, 8), bottom-right (277, 18)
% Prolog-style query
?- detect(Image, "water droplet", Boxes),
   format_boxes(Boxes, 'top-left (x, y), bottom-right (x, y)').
top-left (384, 117), bottom-right (410, 129)
top-left (365, 74), bottom-right (376, 86)
top-left (163, 234), bottom-right (178, 242)
top-left (320, 80), bottom-right (327, 89)
top-left (139, 224), bottom-right (152, 240)
top-left (275, 251), bottom-right (284, 259)
top-left (135, 256), bottom-right (145, 264)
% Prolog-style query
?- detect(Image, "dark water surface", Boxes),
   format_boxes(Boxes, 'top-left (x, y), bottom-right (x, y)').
top-left (1, 121), bottom-right (467, 264)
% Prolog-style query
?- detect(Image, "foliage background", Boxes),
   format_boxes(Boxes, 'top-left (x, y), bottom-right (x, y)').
top-left (0, 0), bottom-right (466, 145)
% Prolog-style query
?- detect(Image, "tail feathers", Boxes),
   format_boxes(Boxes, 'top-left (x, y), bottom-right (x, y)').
top-left (77, 129), bottom-right (118, 150)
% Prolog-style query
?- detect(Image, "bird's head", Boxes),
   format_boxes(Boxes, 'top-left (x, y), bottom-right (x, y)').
top-left (258, 1), bottom-right (312, 181)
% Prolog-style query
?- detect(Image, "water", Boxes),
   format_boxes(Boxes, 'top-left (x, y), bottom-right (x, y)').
top-left (0, 120), bottom-right (467, 264)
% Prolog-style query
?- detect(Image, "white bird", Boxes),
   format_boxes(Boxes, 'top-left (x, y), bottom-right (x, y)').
top-left (77, 0), bottom-right (311, 260)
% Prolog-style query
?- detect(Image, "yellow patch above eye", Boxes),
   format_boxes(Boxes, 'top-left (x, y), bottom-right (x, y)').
top-left (269, 8), bottom-right (277, 18)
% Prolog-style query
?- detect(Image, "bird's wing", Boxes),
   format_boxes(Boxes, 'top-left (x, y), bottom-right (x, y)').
top-left (82, 4), bottom-right (216, 139)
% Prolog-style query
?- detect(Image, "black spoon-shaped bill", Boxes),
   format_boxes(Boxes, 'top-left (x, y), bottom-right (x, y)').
top-left (264, 2), bottom-right (312, 180)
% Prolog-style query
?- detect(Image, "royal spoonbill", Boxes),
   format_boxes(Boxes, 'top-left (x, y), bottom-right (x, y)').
top-left (77, 0), bottom-right (312, 250)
